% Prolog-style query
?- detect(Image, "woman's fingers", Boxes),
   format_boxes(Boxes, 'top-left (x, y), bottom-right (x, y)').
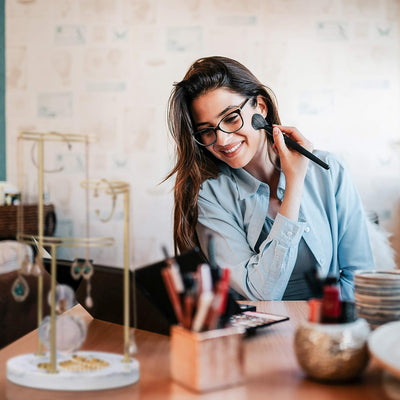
top-left (273, 125), bottom-right (313, 152)
top-left (273, 125), bottom-right (303, 141)
top-left (272, 126), bottom-right (286, 155)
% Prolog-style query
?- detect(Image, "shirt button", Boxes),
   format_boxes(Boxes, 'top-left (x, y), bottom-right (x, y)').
top-left (305, 226), bottom-right (310, 233)
top-left (319, 258), bottom-right (324, 264)
top-left (287, 231), bottom-right (293, 237)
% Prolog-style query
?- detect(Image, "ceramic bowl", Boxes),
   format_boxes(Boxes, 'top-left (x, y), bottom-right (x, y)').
top-left (294, 318), bottom-right (370, 381)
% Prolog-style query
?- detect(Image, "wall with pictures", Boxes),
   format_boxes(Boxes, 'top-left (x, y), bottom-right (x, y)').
top-left (5, 0), bottom-right (400, 268)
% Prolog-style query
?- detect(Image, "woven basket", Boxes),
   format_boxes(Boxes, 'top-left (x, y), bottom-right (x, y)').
top-left (0, 204), bottom-right (56, 240)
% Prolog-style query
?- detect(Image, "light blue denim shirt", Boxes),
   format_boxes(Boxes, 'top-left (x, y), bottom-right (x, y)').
top-left (196, 151), bottom-right (374, 300)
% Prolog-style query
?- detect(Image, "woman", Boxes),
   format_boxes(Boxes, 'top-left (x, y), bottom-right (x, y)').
top-left (166, 56), bottom-right (373, 300)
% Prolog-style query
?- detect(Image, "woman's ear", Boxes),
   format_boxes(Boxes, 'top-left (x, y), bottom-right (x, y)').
top-left (256, 95), bottom-right (268, 118)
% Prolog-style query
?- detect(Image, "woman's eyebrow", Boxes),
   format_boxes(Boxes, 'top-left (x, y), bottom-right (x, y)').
top-left (196, 105), bottom-right (237, 128)
top-left (217, 104), bottom-right (237, 118)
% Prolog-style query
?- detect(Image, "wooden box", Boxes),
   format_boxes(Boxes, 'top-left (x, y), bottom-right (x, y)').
top-left (170, 325), bottom-right (245, 392)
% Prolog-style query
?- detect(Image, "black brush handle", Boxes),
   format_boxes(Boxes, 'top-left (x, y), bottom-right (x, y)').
top-left (283, 135), bottom-right (330, 170)
top-left (252, 114), bottom-right (330, 170)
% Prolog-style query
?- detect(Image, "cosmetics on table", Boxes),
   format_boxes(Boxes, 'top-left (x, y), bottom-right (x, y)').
top-left (166, 254), bottom-right (290, 391)
top-left (161, 247), bottom-right (289, 334)
top-left (305, 268), bottom-right (357, 324)
top-left (230, 310), bottom-right (289, 335)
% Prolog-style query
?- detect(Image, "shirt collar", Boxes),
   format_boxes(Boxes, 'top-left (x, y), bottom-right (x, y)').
top-left (220, 164), bottom-right (286, 200)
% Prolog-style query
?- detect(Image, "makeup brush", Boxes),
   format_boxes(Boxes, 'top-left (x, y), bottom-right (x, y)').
top-left (251, 113), bottom-right (330, 170)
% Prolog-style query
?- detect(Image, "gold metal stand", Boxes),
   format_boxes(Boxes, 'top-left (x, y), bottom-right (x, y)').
top-left (16, 131), bottom-right (113, 370)
top-left (10, 131), bottom-right (139, 389)
top-left (81, 179), bottom-right (134, 363)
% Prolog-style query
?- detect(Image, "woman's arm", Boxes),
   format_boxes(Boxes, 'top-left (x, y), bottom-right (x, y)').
top-left (197, 194), bottom-right (307, 300)
top-left (272, 125), bottom-right (312, 221)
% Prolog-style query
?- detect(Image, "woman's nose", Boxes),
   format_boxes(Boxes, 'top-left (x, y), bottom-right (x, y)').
top-left (214, 129), bottom-right (232, 145)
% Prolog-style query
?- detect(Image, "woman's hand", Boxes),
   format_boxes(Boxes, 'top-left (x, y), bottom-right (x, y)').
top-left (272, 125), bottom-right (313, 221)
top-left (272, 125), bottom-right (313, 186)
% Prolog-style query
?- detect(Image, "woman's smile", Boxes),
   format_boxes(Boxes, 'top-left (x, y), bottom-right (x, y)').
top-left (219, 140), bottom-right (244, 156)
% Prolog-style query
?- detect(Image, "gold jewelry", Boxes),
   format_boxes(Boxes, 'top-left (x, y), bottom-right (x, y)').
top-left (37, 362), bottom-right (51, 370)
top-left (57, 355), bottom-right (109, 371)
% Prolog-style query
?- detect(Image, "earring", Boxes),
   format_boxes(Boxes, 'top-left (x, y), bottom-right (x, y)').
top-left (11, 274), bottom-right (30, 302)
top-left (70, 258), bottom-right (82, 280)
top-left (20, 254), bottom-right (32, 275)
top-left (12, 248), bottom-right (33, 302)
top-left (85, 279), bottom-right (93, 308)
top-left (81, 259), bottom-right (94, 280)
top-left (126, 328), bottom-right (138, 357)
top-left (82, 259), bottom-right (94, 308)
top-left (31, 254), bottom-right (44, 277)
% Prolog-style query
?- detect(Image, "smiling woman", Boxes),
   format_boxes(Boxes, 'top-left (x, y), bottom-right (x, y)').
top-left (191, 91), bottom-right (267, 170)
top-left (165, 56), bottom-right (375, 302)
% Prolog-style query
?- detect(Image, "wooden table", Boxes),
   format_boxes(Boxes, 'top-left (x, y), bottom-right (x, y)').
top-left (0, 301), bottom-right (396, 400)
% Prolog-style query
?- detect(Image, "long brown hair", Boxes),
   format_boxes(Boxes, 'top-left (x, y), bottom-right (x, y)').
top-left (166, 56), bottom-right (281, 254)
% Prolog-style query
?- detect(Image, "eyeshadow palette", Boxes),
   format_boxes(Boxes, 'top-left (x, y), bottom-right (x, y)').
top-left (229, 310), bottom-right (289, 335)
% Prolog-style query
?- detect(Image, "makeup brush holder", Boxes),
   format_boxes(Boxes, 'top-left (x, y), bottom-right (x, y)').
top-left (170, 325), bottom-right (245, 392)
top-left (294, 318), bottom-right (370, 382)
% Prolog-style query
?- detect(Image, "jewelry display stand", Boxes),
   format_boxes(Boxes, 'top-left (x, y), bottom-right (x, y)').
top-left (6, 132), bottom-right (139, 390)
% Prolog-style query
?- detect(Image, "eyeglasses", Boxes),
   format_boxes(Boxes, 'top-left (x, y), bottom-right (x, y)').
top-left (192, 98), bottom-right (250, 147)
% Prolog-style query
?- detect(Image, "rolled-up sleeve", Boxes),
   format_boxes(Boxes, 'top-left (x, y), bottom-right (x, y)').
top-left (197, 190), bottom-right (306, 300)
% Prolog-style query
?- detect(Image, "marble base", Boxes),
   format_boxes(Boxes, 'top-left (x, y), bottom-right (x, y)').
top-left (7, 351), bottom-right (140, 391)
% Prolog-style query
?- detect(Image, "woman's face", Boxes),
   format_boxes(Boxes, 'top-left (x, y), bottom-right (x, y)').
top-left (191, 88), bottom-right (268, 170)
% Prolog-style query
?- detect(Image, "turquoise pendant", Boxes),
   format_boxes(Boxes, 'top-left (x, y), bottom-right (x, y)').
top-left (70, 259), bottom-right (82, 279)
top-left (11, 275), bottom-right (30, 302)
top-left (82, 260), bottom-right (94, 279)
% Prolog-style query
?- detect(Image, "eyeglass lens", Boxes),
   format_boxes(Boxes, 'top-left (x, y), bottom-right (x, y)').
top-left (194, 110), bottom-right (244, 146)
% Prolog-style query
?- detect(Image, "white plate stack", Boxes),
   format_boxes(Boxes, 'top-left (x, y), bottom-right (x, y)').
top-left (354, 270), bottom-right (400, 330)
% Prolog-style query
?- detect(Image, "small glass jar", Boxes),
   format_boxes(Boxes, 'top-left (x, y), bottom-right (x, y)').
top-left (39, 314), bottom-right (87, 354)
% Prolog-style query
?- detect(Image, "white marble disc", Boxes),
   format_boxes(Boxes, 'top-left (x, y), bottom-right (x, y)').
top-left (6, 351), bottom-right (139, 391)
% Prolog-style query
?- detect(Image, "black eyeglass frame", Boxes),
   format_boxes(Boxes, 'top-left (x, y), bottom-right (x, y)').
top-left (192, 98), bottom-right (250, 147)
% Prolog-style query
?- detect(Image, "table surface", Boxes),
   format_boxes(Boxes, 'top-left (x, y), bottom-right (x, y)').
top-left (0, 301), bottom-right (397, 400)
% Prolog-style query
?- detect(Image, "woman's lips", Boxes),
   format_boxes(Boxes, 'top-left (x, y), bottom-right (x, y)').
top-left (220, 141), bottom-right (243, 156)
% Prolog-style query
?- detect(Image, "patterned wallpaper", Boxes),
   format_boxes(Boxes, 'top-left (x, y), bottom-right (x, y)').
top-left (0, 0), bottom-right (5, 180)
top-left (5, 0), bottom-right (400, 268)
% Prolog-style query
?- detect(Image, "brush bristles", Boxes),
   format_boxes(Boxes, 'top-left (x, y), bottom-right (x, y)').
top-left (251, 113), bottom-right (268, 130)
